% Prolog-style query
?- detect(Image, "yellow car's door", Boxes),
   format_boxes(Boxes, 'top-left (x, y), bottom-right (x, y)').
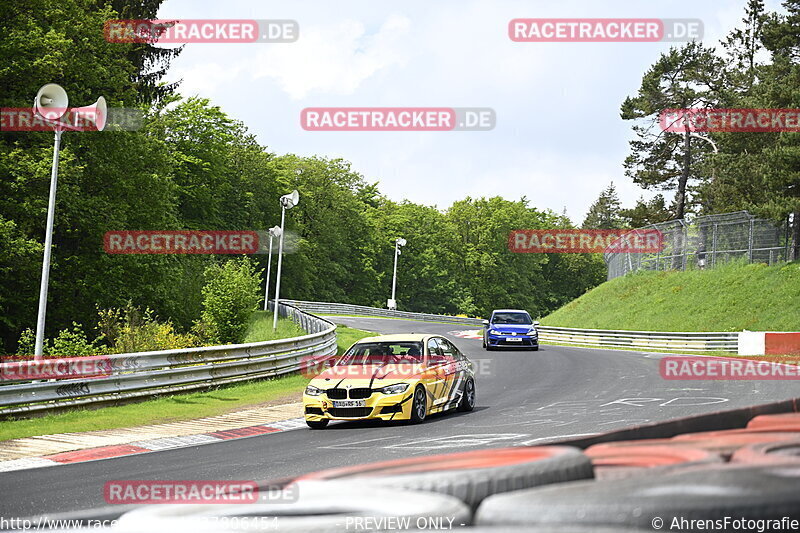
top-left (434, 337), bottom-right (464, 411)
top-left (424, 337), bottom-right (448, 410)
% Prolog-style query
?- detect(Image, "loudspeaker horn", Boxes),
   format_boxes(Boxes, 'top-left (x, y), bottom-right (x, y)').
top-left (69, 96), bottom-right (107, 131)
top-left (33, 83), bottom-right (69, 120)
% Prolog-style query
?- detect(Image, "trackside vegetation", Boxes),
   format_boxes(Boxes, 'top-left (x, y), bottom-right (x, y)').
top-left (0, 324), bottom-right (373, 440)
top-left (0, 0), bottom-right (609, 353)
top-left (542, 260), bottom-right (800, 332)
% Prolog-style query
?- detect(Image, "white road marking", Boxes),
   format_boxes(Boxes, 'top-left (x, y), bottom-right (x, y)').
top-left (385, 433), bottom-right (529, 450)
top-left (321, 436), bottom-right (397, 450)
top-left (515, 433), bottom-right (598, 446)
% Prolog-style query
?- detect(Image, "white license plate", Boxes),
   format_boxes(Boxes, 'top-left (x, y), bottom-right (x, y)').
top-left (332, 400), bottom-right (366, 408)
top-left (505, 337), bottom-right (523, 342)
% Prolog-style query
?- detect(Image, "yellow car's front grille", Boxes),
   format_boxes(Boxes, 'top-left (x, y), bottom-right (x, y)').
top-left (325, 388), bottom-right (373, 399)
top-left (328, 407), bottom-right (373, 418)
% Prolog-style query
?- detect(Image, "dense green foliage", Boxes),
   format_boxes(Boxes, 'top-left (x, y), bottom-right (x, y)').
top-left (621, 0), bottom-right (800, 245)
top-left (0, 0), bottom-right (605, 351)
top-left (201, 259), bottom-right (263, 344)
top-left (543, 260), bottom-right (800, 332)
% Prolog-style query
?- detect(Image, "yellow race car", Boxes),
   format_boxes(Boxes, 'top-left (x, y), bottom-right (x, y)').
top-left (303, 334), bottom-right (476, 429)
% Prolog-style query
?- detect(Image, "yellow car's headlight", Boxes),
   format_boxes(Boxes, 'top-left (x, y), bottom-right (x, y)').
top-left (379, 383), bottom-right (409, 395)
top-left (305, 385), bottom-right (323, 396)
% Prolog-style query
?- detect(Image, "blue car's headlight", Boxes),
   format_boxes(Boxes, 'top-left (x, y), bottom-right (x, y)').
top-left (489, 329), bottom-right (499, 335)
top-left (527, 328), bottom-right (538, 336)
top-left (379, 383), bottom-right (409, 395)
top-left (305, 385), bottom-right (323, 396)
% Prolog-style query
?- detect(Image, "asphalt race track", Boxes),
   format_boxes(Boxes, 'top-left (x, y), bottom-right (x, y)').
top-left (1, 316), bottom-right (796, 518)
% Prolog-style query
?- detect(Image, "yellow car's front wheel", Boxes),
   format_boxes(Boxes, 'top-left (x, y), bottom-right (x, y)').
top-left (409, 385), bottom-right (427, 424)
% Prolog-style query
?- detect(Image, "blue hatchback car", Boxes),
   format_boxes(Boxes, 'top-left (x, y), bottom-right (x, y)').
top-left (482, 309), bottom-right (539, 351)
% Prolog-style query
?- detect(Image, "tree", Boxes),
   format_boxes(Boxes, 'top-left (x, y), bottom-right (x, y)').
top-left (0, 0), bottom-right (181, 350)
top-left (582, 183), bottom-right (625, 229)
top-left (200, 258), bottom-right (262, 344)
top-left (620, 195), bottom-right (672, 228)
top-left (108, 0), bottom-right (183, 105)
top-left (621, 42), bottom-right (725, 219)
top-left (693, 0), bottom-right (800, 257)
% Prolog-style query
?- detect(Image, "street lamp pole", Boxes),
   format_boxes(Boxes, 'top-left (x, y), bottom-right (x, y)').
top-left (389, 237), bottom-right (406, 310)
top-left (273, 190), bottom-right (299, 330)
top-left (263, 226), bottom-right (281, 311)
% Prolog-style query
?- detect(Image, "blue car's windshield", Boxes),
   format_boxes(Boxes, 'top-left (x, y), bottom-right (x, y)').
top-left (492, 312), bottom-right (532, 325)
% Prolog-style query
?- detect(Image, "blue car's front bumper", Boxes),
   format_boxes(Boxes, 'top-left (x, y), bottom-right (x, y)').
top-left (486, 333), bottom-right (538, 348)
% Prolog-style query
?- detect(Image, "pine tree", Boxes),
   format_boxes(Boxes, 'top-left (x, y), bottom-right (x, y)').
top-left (582, 183), bottom-right (625, 229)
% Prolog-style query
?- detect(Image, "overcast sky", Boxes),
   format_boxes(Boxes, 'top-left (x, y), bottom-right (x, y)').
top-left (157, 0), bottom-right (784, 224)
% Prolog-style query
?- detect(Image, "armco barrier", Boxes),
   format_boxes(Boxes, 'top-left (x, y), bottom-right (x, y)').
top-left (281, 299), bottom-right (484, 326)
top-left (537, 326), bottom-right (739, 353)
top-left (0, 303), bottom-right (336, 416)
top-left (282, 300), bottom-right (739, 353)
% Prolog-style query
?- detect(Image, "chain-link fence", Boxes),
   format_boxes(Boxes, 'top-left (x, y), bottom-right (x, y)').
top-left (605, 211), bottom-right (791, 280)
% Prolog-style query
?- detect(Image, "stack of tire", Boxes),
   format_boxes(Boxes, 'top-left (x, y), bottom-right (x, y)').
top-left (104, 412), bottom-right (800, 532)
top-left (475, 412), bottom-right (800, 530)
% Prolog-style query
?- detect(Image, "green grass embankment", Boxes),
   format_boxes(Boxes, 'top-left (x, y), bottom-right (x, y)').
top-left (542, 261), bottom-right (800, 332)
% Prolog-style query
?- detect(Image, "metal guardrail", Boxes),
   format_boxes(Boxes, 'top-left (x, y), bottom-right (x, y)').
top-left (282, 300), bottom-right (739, 353)
top-left (536, 326), bottom-right (739, 353)
top-left (280, 300), bottom-right (484, 326)
top-left (0, 299), bottom-right (744, 416)
top-left (0, 303), bottom-right (337, 416)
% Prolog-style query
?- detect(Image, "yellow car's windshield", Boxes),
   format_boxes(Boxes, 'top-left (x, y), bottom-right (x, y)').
top-left (337, 342), bottom-right (424, 365)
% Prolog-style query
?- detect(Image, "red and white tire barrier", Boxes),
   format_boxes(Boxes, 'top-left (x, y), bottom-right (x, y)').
top-left (297, 446), bottom-right (594, 508)
top-left (584, 442), bottom-right (723, 480)
top-left (747, 413), bottom-right (800, 431)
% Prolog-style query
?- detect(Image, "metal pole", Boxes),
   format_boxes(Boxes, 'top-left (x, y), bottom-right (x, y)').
top-left (391, 240), bottom-right (399, 304)
top-left (272, 205), bottom-right (286, 331)
top-left (711, 223), bottom-right (718, 267)
top-left (34, 129), bottom-right (63, 360)
top-left (263, 234), bottom-right (273, 311)
top-left (682, 221), bottom-right (689, 271)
